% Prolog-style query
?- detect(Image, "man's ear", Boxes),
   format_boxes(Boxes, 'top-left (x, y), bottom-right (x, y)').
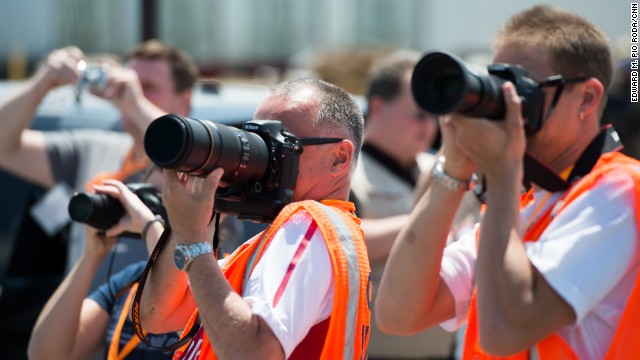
top-left (330, 140), bottom-right (354, 176)
top-left (579, 77), bottom-right (604, 118)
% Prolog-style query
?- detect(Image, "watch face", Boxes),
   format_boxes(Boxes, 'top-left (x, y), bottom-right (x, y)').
top-left (174, 247), bottom-right (187, 270)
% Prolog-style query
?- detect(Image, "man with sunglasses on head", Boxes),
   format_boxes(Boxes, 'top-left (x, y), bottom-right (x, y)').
top-left (376, 5), bottom-right (640, 359)
top-left (139, 78), bottom-right (371, 359)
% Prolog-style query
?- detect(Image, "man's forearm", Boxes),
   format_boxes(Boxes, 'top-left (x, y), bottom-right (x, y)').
top-left (140, 236), bottom-right (194, 333)
top-left (0, 71), bottom-right (52, 154)
top-left (186, 254), bottom-right (285, 360)
top-left (376, 184), bottom-right (465, 333)
top-left (361, 214), bottom-right (410, 263)
top-left (474, 178), bottom-right (539, 354)
top-left (120, 97), bottom-right (166, 144)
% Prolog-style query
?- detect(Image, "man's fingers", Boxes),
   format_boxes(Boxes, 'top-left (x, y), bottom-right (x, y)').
top-left (502, 82), bottom-right (524, 128)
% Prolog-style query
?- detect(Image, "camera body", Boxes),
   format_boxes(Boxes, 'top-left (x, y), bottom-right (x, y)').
top-left (144, 114), bottom-right (302, 222)
top-left (411, 51), bottom-right (546, 135)
top-left (75, 65), bottom-right (107, 102)
top-left (68, 183), bottom-right (166, 233)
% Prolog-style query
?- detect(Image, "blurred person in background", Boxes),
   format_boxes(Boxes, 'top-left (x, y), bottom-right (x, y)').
top-left (352, 50), bottom-right (479, 359)
top-left (0, 39), bottom-right (198, 281)
top-left (351, 50), bottom-right (448, 359)
top-left (376, 5), bottom-right (640, 359)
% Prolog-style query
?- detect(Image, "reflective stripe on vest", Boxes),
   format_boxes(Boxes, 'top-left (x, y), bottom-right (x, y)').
top-left (173, 200), bottom-right (369, 360)
top-left (317, 202), bottom-right (361, 360)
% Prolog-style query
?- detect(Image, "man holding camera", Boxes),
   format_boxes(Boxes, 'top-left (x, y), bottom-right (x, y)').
top-left (376, 5), bottom-right (640, 359)
top-left (0, 40), bottom-right (198, 275)
top-left (139, 78), bottom-right (371, 359)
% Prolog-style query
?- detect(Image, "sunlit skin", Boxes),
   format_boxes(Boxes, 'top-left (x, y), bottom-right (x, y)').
top-left (254, 88), bottom-right (354, 203)
top-left (492, 44), bottom-right (600, 175)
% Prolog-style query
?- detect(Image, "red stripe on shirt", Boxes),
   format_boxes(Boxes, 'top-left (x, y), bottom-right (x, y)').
top-left (273, 221), bottom-right (318, 307)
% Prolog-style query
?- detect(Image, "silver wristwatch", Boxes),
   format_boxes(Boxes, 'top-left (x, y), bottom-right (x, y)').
top-left (174, 242), bottom-right (214, 271)
top-left (431, 157), bottom-right (474, 192)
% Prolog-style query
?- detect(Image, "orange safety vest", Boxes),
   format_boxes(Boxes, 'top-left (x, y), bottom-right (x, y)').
top-left (85, 147), bottom-right (150, 190)
top-left (173, 199), bottom-right (371, 360)
top-left (463, 152), bottom-right (640, 359)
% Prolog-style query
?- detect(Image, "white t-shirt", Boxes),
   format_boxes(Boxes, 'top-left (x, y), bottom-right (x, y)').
top-left (237, 209), bottom-right (335, 358)
top-left (440, 168), bottom-right (640, 360)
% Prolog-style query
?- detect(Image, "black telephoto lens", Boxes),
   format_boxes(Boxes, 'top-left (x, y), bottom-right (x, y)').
top-left (144, 114), bottom-right (269, 181)
top-left (411, 51), bottom-right (506, 120)
top-left (68, 192), bottom-right (125, 230)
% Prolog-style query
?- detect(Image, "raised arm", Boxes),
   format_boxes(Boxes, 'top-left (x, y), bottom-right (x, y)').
top-left (142, 169), bottom-right (284, 359)
top-left (0, 46), bottom-right (84, 188)
top-left (375, 170), bottom-right (468, 334)
top-left (376, 112), bottom-right (478, 334)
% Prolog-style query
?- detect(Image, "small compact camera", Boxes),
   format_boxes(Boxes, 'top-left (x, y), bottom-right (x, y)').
top-left (75, 60), bottom-right (107, 102)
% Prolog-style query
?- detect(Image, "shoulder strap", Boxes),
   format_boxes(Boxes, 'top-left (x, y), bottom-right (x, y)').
top-left (130, 225), bottom-right (200, 351)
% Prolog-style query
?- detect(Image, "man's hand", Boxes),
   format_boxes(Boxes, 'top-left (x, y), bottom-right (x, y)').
top-left (446, 82), bottom-right (526, 182)
top-left (39, 46), bottom-right (85, 90)
top-left (90, 65), bottom-right (147, 116)
top-left (163, 168), bottom-right (225, 244)
top-left (84, 227), bottom-right (118, 260)
top-left (91, 179), bottom-right (157, 238)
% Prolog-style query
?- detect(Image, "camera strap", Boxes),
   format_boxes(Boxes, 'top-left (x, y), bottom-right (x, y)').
top-left (130, 224), bottom-right (200, 352)
top-left (475, 126), bottom-right (622, 202)
top-left (131, 210), bottom-right (222, 352)
top-left (523, 125), bottom-right (622, 192)
top-left (361, 143), bottom-right (417, 188)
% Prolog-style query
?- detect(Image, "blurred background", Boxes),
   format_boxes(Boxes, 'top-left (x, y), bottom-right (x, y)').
top-left (0, 0), bottom-right (635, 358)
top-left (0, 0), bottom-right (633, 92)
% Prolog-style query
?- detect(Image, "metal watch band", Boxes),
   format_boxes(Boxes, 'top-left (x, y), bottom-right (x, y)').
top-left (176, 242), bottom-right (214, 271)
top-left (431, 157), bottom-right (473, 192)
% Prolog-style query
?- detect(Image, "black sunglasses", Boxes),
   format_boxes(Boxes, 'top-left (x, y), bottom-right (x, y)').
top-left (537, 75), bottom-right (590, 119)
top-left (297, 137), bottom-right (344, 146)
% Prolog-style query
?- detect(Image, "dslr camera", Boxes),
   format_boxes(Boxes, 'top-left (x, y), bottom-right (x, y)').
top-left (143, 114), bottom-right (302, 223)
top-left (411, 51), bottom-right (545, 135)
top-left (68, 183), bottom-right (166, 233)
top-left (75, 61), bottom-right (107, 102)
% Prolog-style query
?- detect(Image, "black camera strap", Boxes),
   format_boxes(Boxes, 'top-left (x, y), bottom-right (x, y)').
top-left (475, 126), bottom-right (622, 202)
top-left (130, 224), bottom-right (200, 352)
top-left (361, 143), bottom-right (418, 188)
top-left (523, 125), bottom-right (622, 192)
top-left (131, 209), bottom-right (223, 352)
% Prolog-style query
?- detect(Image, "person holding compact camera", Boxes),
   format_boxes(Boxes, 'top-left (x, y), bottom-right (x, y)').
top-left (0, 39), bottom-right (198, 278)
top-left (376, 5), bottom-right (640, 359)
top-left (28, 175), bottom-right (179, 360)
top-left (137, 78), bottom-right (371, 359)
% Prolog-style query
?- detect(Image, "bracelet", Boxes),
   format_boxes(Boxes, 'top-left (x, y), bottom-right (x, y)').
top-left (431, 157), bottom-right (474, 192)
top-left (141, 215), bottom-right (166, 243)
